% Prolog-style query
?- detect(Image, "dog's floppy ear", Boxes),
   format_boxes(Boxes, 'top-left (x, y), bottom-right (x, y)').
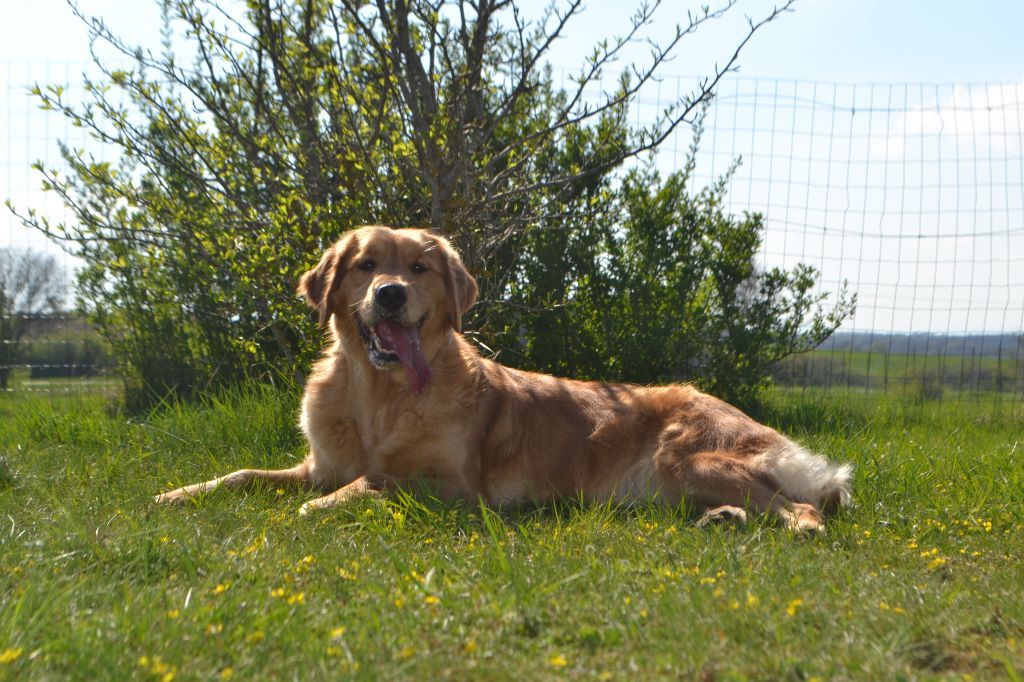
top-left (431, 234), bottom-right (478, 332)
top-left (298, 233), bottom-right (357, 326)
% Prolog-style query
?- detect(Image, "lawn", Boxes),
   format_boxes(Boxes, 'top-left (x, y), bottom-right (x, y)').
top-left (1, 384), bottom-right (1022, 680)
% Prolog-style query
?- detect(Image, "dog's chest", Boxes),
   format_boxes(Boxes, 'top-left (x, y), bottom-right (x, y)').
top-left (356, 406), bottom-right (464, 479)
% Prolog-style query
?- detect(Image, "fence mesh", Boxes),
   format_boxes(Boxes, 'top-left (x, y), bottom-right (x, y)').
top-left (2, 61), bottom-right (1022, 400)
top-left (661, 76), bottom-right (1024, 402)
top-left (1, 61), bottom-right (115, 394)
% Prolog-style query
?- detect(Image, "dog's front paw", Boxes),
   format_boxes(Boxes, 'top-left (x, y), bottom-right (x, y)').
top-left (298, 493), bottom-right (347, 516)
top-left (154, 487), bottom-right (194, 505)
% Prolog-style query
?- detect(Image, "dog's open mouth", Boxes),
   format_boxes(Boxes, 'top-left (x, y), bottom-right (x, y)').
top-left (357, 315), bottom-right (433, 395)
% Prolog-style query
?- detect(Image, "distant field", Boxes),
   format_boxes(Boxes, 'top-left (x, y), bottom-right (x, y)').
top-left (774, 349), bottom-right (1022, 396)
top-left (821, 349), bottom-right (1015, 376)
top-left (2, 369), bottom-right (120, 395)
top-left (1, 385), bottom-right (1022, 679)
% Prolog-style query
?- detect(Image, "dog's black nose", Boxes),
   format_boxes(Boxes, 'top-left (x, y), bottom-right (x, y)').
top-left (374, 283), bottom-right (408, 311)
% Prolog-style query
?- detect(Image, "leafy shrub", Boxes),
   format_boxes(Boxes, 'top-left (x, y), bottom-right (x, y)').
top-left (13, 1), bottom-right (850, 411)
top-left (498, 157), bottom-right (853, 408)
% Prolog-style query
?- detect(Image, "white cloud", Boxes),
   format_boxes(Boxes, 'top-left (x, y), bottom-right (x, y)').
top-left (874, 80), bottom-right (1024, 157)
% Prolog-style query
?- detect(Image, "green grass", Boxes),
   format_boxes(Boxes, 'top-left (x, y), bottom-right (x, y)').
top-left (1, 385), bottom-right (1022, 680)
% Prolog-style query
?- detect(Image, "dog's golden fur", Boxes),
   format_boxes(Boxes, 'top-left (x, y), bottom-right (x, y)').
top-left (157, 226), bottom-right (851, 531)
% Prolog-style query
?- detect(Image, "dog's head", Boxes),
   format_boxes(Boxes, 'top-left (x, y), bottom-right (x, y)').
top-left (299, 226), bottom-right (478, 395)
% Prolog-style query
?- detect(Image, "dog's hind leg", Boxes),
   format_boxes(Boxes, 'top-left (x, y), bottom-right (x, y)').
top-left (155, 463), bottom-right (316, 504)
top-left (696, 505), bottom-right (748, 527)
top-left (663, 451), bottom-right (826, 534)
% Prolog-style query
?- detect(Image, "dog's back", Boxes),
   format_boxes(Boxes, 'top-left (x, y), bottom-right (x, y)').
top-left (464, 346), bottom-right (851, 515)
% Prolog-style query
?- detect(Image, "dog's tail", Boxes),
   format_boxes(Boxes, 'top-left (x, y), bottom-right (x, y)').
top-left (758, 441), bottom-right (853, 512)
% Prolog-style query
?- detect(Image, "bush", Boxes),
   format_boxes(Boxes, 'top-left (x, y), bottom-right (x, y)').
top-left (13, 1), bottom-right (849, 411)
top-left (499, 157), bottom-right (853, 408)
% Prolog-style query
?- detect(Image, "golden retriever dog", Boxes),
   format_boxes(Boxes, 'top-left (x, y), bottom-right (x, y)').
top-left (157, 226), bottom-right (851, 532)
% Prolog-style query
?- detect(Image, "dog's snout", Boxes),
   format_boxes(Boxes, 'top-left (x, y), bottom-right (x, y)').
top-left (374, 283), bottom-right (408, 311)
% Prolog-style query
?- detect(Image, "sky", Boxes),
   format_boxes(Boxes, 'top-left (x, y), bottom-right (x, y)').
top-left (2, 1), bottom-right (1022, 333)
top-left (4, 1), bottom-right (1024, 82)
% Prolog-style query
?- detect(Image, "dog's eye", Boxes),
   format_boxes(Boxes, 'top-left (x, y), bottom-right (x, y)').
top-left (410, 262), bottom-right (427, 274)
top-left (358, 259), bottom-right (376, 272)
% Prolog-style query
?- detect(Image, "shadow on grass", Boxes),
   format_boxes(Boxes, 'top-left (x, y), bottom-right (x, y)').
top-left (0, 454), bottom-right (13, 489)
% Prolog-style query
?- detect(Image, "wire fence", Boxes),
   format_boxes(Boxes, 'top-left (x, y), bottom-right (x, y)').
top-left (2, 62), bottom-right (116, 394)
top-left (2, 60), bottom-right (1023, 401)
top-left (676, 77), bottom-right (1024, 403)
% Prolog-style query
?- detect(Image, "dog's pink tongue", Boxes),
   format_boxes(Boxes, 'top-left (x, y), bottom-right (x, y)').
top-left (374, 320), bottom-right (433, 395)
